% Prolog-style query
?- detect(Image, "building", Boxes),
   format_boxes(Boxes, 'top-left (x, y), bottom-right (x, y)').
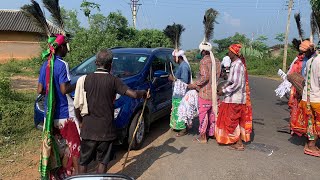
top-left (0, 9), bottom-right (61, 63)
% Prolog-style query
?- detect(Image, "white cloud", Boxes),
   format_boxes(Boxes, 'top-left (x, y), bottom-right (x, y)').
top-left (222, 12), bottom-right (241, 27)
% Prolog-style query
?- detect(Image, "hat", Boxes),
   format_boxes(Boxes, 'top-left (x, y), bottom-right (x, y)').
top-left (229, 44), bottom-right (242, 56)
top-left (199, 42), bottom-right (212, 52)
top-left (172, 49), bottom-right (185, 57)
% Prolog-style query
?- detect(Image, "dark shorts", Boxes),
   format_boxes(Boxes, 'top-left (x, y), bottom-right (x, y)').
top-left (80, 139), bottom-right (113, 166)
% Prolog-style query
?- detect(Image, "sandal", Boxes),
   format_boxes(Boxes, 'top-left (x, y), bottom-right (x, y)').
top-left (304, 148), bottom-right (320, 157)
top-left (228, 145), bottom-right (245, 151)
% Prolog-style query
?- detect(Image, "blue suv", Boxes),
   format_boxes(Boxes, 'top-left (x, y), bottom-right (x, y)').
top-left (34, 47), bottom-right (175, 149)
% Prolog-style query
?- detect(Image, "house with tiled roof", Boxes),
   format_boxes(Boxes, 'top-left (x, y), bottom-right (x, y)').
top-left (0, 9), bottom-right (61, 62)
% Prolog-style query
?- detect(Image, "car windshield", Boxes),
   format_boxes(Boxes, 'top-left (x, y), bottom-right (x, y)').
top-left (71, 53), bottom-right (149, 78)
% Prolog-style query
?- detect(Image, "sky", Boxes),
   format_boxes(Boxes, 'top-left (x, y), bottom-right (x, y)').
top-left (2, 0), bottom-right (314, 49)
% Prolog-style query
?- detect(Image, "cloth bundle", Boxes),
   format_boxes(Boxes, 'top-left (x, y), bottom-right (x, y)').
top-left (275, 69), bottom-right (292, 98)
top-left (177, 90), bottom-right (199, 126)
top-left (173, 79), bottom-right (188, 98)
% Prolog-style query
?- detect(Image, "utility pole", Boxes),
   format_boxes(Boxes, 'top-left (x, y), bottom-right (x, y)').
top-left (130, 0), bottom-right (141, 29)
top-left (283, 0), bottom-right (294, 72)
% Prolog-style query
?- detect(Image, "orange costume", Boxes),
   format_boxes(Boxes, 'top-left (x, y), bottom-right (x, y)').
top-left (215, 44), bottom-right (252, 144)
top-left (288, 54), bottom-right (304, 135)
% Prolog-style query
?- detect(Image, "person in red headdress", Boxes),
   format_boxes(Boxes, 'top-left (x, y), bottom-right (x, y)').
top-left (216, 44), bottom-right (252, 150)
top-left (38, 35), bottom-right (81, 178)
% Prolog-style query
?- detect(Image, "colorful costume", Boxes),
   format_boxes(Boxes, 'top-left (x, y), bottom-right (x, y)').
top-left (39, 35), bottom-right (80, 179)
top-left (170, 50), bottom-right (192, 130)
top-left (215, 44), bottom-right (252, 144)
top-left (195, 42), bottom-right (220, 137)
top-left (292, 53), bottom-right (320, 138)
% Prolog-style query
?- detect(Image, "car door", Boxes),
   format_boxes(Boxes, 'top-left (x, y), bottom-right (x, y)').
top-left (151, 52), bottom-right (172, 111)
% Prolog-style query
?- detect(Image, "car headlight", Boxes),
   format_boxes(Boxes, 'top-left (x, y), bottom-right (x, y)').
top-left (114, 108), bottom-right (121, 119)
top-left (115, 94), bottom-right (121, 100)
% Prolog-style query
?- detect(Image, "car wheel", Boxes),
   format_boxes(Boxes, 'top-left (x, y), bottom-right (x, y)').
top-left (128, 110), bottom-right (146, 150)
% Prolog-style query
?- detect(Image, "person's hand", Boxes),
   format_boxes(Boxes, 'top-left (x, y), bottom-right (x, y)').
top-left (168, 74), bottom-right (175, 81)
top-left (142, 90), bottom-right (151, 99)
top-left (187, 84), bottom-right (197, 90)
top-left (217, 89), bottom-right (224, 96)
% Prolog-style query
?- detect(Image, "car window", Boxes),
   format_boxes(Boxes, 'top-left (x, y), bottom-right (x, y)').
top-left (112, 54), bottom-right (149, 78)
top-left (71, 53), bottom-right (149, 78)
top-left (152, 52), bottom-right (169, 72)
top-left (71, 56), bottom-right (96, 75)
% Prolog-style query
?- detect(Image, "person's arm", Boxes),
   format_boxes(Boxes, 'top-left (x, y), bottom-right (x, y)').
top-left (60, 83), bottom-right (76, 95)
top-left (115, 77), bottom-right (147, 99)
top-left (58, 62), bottom-right (75, 95)
top-left (215, 59), bottom-right (221, 79)
top-left (74, 108), bottom-right (83, 125)
top-left (195, 60), bottom-right (209, 87)
top-left (125, 89), bottom-right (147, 99)
top-left (222, 63), bottom-right (244, 96)
top-left (37, 63), bottom-right (46, 94)
top-left (37, 83), bottom-right (45, 95)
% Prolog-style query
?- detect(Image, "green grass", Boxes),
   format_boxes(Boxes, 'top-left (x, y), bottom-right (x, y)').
top-left (0, 57), bottom-right (42, 77)
top-left (0, 73), bottom-right (40, 158)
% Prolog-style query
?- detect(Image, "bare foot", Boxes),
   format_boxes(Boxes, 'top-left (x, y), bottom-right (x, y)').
top-left (193, 137), bottom-right (207, 144)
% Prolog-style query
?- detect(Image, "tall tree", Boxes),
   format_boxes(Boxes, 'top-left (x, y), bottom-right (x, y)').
top-left (275, 33), bottom-right (285, 48)
top-left (80, 0), bottom-right (100, 22)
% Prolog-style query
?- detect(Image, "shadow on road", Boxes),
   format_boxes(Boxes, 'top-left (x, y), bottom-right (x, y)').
top-left (276, 99), bottom-right (288, 106)
top-left (120, 138), bottom-right (187, 179)
top-left (288, 134), bottom-right (307, 147)
top-left (87, 116), bottom-right (171, 173)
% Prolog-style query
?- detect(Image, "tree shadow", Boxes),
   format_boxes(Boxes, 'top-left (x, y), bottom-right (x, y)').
top-left (119, 138), bottom-right (187, 179)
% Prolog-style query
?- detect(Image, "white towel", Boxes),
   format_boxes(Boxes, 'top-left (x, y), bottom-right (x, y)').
top-left (74, 75), bottom-right (88, 116)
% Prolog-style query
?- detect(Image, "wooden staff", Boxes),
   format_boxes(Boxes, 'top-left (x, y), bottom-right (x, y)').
top-left (121, 89), bottom-right (150, 172)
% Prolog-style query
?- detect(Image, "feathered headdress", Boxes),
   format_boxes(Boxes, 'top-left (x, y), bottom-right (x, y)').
top-left (311, 10), bottom-right (320, 42)
top-left (203, 8), bottom-right (218, 43)
top-left (163, 23), bottom-right (185, 51)
top-left (42, 0), bottom-right (64, 34)
top-left (21, 0), bottom-right (51, 36)
top-left (294, 13), bottom-right (304, 42)
top-left (42, 0), bottom-right (71, 50)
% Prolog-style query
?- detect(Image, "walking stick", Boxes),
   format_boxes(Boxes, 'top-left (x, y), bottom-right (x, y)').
top-left (121, 89), bottom-right (150, 172)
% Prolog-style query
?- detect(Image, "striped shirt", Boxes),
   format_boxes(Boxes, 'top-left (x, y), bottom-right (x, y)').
top-left (222, 58), bottom-right (246, 104)
top-left (195, 55), bottom-right (221, 100)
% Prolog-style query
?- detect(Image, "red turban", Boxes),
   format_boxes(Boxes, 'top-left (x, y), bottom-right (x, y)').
top-left (229, 44), bottom-right (242, 56)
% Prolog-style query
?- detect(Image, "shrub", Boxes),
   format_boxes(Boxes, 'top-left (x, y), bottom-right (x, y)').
top-left (0, 73), bottom-right (38, 156)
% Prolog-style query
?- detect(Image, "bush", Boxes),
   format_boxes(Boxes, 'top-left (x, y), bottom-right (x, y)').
top-left (0, 73), bottom-right (39, 156)
top-left (0, 58), bottom-right (42, 77)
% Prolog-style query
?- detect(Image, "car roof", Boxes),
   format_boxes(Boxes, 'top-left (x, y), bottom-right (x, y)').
top-left (111, 47), bottom-right (173, 55)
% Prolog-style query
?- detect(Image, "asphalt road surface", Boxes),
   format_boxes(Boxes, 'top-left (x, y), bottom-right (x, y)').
top-left (108, 76), bottom-right (320, 180)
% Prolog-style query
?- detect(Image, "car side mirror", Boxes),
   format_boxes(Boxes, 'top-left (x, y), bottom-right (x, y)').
top-left (154, 70), bottom-right (169, 78)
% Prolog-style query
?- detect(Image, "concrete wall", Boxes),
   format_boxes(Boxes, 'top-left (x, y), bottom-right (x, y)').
top-left (0, 31), bottom-right (43, 63)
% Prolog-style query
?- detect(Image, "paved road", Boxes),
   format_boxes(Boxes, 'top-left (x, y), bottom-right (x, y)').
top-left (109, 76), bottom-right (320, 180)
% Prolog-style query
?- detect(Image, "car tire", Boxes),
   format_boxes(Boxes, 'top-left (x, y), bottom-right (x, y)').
top-left (128, 110), bottom-right (146, 150)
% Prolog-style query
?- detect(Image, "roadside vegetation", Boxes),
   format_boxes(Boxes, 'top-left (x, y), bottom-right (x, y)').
top-left (0, 1), bottom-right (310, 177)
